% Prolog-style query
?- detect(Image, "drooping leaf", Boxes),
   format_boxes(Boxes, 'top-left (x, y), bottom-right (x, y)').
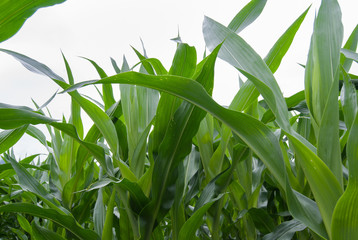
top-left (263, 219), bottom-right (306, 240)
top-left (0, 0), bottom-right (66, 43)
top-left (0, 49), bottom-right (120, 166)
top-left (0, 125), bottom-right (28, 154)
top-left (31, 221), bottom-right (66, 240)
top-left (0, 203), bottom-right (99, 240)
top-left (340, 25), bottom-right (358, 71)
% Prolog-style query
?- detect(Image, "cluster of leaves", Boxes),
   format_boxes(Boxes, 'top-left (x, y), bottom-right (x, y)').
top-left (1, 0), bottom-right (358, 239)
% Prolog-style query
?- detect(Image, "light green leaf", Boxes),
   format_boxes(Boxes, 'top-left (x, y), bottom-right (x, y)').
top-left (0, 108), bottom-right (55, 129)
top-left (0, 49), bottom-right (120, 165)
top-left (6, 155), bottom-right (68, 214)
top-left (263, 6), bottom-right (310, 73)
top-left (331, 95), bottom-right (358, 239)
top-left (340, 25), bottom-right (358, 71)
top-left (82, 57), bottom-right (116, 110)
top-left (228, 0), bottom-right (267, 33)
top-left (102, 189), bottom-right (116, 240)
top-left (341, 49), bottom-right (358, 63)
top-left (17, 214), bottom-right (32, 234)
top-left (0, 0), bottom-right (66, 43)
top-left (0, 125), bottom-right (28, 154)
top-left (203, 16), bottom-right (289, 131)
top-left (304, 0), bottom-right (343, 186)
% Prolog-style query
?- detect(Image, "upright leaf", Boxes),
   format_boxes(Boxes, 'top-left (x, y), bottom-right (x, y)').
top-left (141, 45), bottom-right (219, 239)
top-left (331, 70), bottom-right (358, 239)
top-left (0, 49), bottom-right (120, 172)
top-left (120, 55), bottom-right (158, 178)
top-left (304, 0), bottom-right (343, 186)
top-left (227, 0), bottom-right (267, 33)
top-left (340, 25), bottom-right (358, 71)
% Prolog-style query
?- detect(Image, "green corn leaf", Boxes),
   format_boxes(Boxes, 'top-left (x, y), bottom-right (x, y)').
top-left (262, 219), bottom-right (307, 240)
top-left (0, 108), bottom-right (56, 129)
top-left (261, 91), bottom-right (305, 124)
top-left (94, 187), bottom-right (106, 235)
top-left (102, 189), bottom-right (116, 240)
top-left (228, 0), bottom-right (267, 33)
top-left (84, 177), bottom-right (149, 215)
top-left (248, 208), bottom-right (276, 234)
top-left (169, 43), bottom-right (197, 77)
top-left (204, 16), bottom-right (289, 131)
top-left (0, 203), bottom-right (99, 240)
top-left (331, 70), bottom-right (358, 239)
top-left (0, 48), bottom-right (120, 164)
top-left (141, 44), bottom-right (219, 239)
top-left (0, 125), bottom-right (28, 154)
top-left (171, 147), bottom-right (199, 240)
top-left (341, 49), bottom-right (358, 63)
top-left (0, 161), bottom-right (48, 175)
top-left (5, 155), bottom-right (68, 214)
top-left (304, 0), bottom-right (343, 186)
top-left (120, 55), bottom-right (158, 178)
top-left (34, 90), bottom-right (58, 111)
top-left (141, 58), bottom-right (168, 75)
top-left (341, 25), bottom-right (358, 71)
top-left (67, 73), bottom-right (332, 238)
top-left (10, 228), bottom-right (28, 240)
top-left (67, 74), bottom-right (286, 188)
top-left (131, 118), bottom-right (154, 179)
top-left (17, 214), bottom-right (32, 234)
top-left (31, 221), bottom-right (66, 240)
top-left (152, 43), bottom-right (196, 156)
top-left (288, 134), bottom-right (343, 238)
top-left (196, 114), bottom-right (214, 179)
top-left (238, 67), bottom-right (342, 237)
top-left (26, 125), bottom-right (48, 146)
top-left (62, 53), bottom-right (83, 138)
top-left (285, 187), bottom-right (328, 238)
top-left (203, 5), bottom-right (310, 129)
top-left (132, 45), bottom-right (155, 75)
top-left (50, 122), bottom-right (114, 175)
top-left (178, 194), bottom-right (224, 240)
top-left (0, 0), bottom-right (66, 43)
top-left (263, 6), bottom-right (310, 73)
top-left (82, 57), bottom-right (116, 110)
top-left (0, 105), bottom-right (120, 177)
top-left (203, 7), bottom-right (312, 183)
top-left (63, 102), bottom-right (131, 211)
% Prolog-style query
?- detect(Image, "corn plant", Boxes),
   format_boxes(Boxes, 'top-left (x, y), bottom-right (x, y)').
top-left (1, 0), bottom-right (358, 239)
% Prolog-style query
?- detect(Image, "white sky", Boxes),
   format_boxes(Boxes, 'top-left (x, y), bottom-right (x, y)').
top-left (0, 0), bottom-right (357, 157)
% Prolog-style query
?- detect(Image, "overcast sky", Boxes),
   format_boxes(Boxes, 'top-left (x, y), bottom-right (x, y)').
top-left (1, 0), bottom-right (357, 157)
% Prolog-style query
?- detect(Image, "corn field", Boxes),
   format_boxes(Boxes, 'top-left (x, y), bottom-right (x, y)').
top-left (1, 0), bottom-right (358, 239)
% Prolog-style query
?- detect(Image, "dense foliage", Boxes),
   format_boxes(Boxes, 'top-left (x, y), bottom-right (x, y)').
top-left (1, 0), bottom-right (358, 239)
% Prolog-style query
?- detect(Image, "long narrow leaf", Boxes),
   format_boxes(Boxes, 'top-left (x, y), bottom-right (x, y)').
top-left (227, 0), bottom-right (267, 33)
top-left (0, 203), bottom-right (99, 240)
top-left (0, 0), bottom-right (66, 42)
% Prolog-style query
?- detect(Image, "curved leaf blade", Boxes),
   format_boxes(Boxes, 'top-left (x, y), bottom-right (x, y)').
top-left (0, 0), bottom-right (66, 43)
top-left (228, 0), bottom-right (267, 33)
top-left (0, 203), bottom-right (99, 240)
